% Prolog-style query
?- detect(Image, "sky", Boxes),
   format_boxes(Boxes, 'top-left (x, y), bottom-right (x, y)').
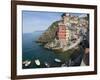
top-left (22, 11), bottom-right (87, 33)
top-left (22, 11), bottom-right (63, 33)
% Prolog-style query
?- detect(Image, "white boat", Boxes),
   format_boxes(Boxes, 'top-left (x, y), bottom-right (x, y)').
top-left (22, 61), bottom-right (27, 64)
top-left (44, 62), bottom-right (50, 68)
top-left (35, 59), bottom-right (40, 66)
top-left (54, 58), bottom-right (61, 63)
top-left (23, 60), bottom-right (31, 67)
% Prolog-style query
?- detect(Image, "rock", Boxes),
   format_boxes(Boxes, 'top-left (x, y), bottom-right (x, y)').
top-left (37, 21), bottom-right (59, 44)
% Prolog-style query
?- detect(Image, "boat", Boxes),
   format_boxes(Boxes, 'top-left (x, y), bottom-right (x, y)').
top-left (54, 58), bottom-right (62, 63)
top-left (35, 59), bottom-right (40, 66)
top-left (44, 62), bottom-right (50, 68)
top-left (22, 60), bottom-right (31, 67)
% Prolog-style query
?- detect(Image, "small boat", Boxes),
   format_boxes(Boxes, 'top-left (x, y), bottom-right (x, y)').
top-left (23, 60), bottom-right (31, 67)
top-left (22, 61), bottom-right (27, 64)
top-left (61, 63), bottom-right (66, 67)
top-left (54, 58), bottom-right (62, 63)
top-left (44, 62), bottom-right (50, 68)
top-left (35, 59), bottom-right (40, 66)
top-left (25, 61), bottom-right (31, 67)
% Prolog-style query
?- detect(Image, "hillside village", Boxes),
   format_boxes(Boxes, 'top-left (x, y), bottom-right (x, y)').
top-left (37, 13), bottom-right (89, 52)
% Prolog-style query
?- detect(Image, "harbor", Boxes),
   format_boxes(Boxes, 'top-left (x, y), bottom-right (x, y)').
top-left (22, 33), bottom-right (78, 69)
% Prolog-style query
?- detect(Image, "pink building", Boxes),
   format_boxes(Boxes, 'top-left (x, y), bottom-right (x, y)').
top-left (57, 25), bottom-right (66, 39)
top-left (57, 23), bottom-right (69, 48)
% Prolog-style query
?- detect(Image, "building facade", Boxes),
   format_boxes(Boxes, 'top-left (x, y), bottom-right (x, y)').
top-left (57, 22), bottom-right (69, 48)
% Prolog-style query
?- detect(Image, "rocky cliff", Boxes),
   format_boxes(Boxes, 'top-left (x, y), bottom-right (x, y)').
top-left (36, 21), bottom-right (60, 44)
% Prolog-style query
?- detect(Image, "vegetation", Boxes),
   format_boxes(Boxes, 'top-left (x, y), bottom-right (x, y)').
top-left (37, 20), bottom-right (60, 43)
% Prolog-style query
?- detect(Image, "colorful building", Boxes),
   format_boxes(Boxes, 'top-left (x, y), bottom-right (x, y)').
top-left (57, 22), bottom-right (69, 48)
top-left (57, 24), bottom-right (66, 40)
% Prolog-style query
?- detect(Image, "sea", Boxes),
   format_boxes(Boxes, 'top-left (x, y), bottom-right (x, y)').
top-left (22, 31), bottom-right (74, 69)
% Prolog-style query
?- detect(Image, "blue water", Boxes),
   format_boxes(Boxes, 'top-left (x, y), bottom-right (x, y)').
top-left (22, 32), bottom-right (71, 69)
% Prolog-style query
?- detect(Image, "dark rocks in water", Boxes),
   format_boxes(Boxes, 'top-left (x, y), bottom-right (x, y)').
top-left (67, 46), bottom-right (84, 66)
top-left (83, 53), bottom-right (89, 65)
top-left (61, 59), bottom-right (76, 67)
top-left (60, 46), bottom-right (84, 67)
